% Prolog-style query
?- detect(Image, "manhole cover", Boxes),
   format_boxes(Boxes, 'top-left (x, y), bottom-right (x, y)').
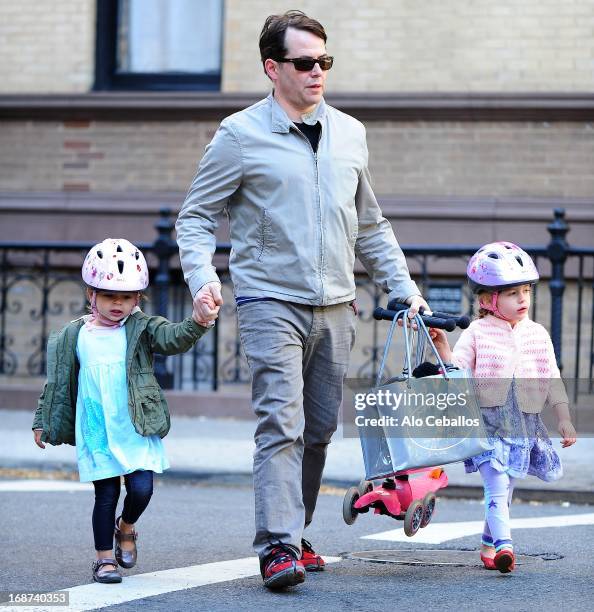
top-left (347, 549), bottom-right (562, 567)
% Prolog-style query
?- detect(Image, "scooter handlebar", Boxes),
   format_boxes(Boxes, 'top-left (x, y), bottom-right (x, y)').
top-left (373, 307), bottom-right (457, 332)
top-left (431, 310), bottom-right (470, 329)
top-left (386, 299), bottom-right (470, 329)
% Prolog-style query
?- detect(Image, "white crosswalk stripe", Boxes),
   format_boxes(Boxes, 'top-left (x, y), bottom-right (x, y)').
top-left (3, 556), bottom-right (342, 612)
top-left (361, 513), bottom-right (594, 544)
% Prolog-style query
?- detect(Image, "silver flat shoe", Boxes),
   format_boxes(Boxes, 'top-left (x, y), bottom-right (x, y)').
top-left (92, 558), bottom-right (122, 584)
top-left (115, 516), bottom-right (138, 569)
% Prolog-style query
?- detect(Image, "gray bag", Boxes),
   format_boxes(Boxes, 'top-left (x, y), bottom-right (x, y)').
top-left (358, 310), bottom-right (493, 480)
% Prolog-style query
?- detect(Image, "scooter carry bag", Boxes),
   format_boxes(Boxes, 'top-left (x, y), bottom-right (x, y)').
top-left (357, 308), bottom-right (492, 480)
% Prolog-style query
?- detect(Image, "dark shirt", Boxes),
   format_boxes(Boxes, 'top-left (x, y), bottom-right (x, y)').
top-left (294, 121), bottom-right (321, 153)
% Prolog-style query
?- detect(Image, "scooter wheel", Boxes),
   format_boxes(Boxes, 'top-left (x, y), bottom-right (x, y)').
top-left (420, 492), bottom-right (436, 528)
top-left (343, 486), bottom-right (360, 525)
top-left (403, 500), bottom-right (423, 536)
top-left (357, 479), bottom-right (373, 496)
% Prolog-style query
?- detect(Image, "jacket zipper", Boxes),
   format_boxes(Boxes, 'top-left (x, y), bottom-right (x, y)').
top-left (314, 150), bottom-right (325, 304)
top-left (294, 126), bottom-right (324, 303)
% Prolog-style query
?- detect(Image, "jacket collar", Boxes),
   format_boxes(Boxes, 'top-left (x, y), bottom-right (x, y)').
top-left (268, 92), bottom-right (327, 133)
top-left (482, 313), bottom-right (530, 331)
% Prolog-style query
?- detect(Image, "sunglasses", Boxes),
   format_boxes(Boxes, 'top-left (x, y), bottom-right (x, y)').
top-left (276, 55), bottom-right (334, 72)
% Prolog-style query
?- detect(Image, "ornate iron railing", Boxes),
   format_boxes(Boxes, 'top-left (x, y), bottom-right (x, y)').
top-left (1, 209), bottom-right (592, 399)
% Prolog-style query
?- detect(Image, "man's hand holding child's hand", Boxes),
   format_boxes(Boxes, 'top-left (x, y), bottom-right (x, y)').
top-left (193, 282), bottom-right (223, 327)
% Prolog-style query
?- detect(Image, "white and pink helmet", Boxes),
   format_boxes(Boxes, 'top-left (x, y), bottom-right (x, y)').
top-left (82, 238), bottom-right (149, 291)
top-left (467, 241), bottom-right (539, 293)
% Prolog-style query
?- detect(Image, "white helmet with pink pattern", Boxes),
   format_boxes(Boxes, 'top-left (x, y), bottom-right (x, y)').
top-left (82, 238), bottom-right (149, 291)
top-left (467, 241), bottom-right (539, 293)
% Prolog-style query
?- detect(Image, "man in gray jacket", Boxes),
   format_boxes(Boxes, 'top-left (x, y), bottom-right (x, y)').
top-left (176, 10), bottom-right (428, 590)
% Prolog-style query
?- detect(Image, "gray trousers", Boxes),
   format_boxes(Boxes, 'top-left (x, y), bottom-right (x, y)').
top-left (237, 300), bottom-right (356, 559)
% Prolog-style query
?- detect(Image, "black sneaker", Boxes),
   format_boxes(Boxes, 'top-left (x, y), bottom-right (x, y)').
top-left (261, 544), bottom-right (306, 589)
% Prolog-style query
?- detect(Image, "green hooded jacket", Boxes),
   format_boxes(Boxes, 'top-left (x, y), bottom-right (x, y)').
top-left (32, 311), bottom-right (208, 445)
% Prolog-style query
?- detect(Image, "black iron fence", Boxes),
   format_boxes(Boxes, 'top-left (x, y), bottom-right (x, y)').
top-left (1, 208), bottom-right (592, 399)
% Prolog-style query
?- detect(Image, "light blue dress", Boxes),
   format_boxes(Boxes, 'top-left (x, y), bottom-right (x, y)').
top-left (75, 324), bottom-right (169, 483)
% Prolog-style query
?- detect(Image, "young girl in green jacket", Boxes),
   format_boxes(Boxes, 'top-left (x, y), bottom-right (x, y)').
top-left (32, 238), bottom-right (212, 584)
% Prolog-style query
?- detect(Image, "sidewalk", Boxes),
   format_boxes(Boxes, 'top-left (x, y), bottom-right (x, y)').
top-left (3, 408), bottom-right (593, 503)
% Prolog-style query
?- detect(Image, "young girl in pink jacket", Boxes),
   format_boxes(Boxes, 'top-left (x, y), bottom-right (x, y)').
top-left (431, 242), bottom-right (576, 574)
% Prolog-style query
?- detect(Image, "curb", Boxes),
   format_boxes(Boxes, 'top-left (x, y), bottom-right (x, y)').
top-left (2, 460), bottom-right (594, 505)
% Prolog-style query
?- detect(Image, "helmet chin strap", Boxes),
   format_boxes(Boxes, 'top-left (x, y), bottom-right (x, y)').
top-left (89, 290), bottom-right (138, 328)
top-left (482, 291), bottom-right (512, 321)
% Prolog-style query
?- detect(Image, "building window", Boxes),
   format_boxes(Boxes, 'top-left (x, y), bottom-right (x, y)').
top-left (95, 0), bottom-right (223, 91)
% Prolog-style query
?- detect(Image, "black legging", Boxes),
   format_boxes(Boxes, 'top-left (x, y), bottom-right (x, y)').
top-left (92, 470), bottom-right (154, 551)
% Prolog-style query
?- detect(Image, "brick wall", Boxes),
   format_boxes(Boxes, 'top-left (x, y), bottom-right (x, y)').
top-left (1, 1), bottom-right (593, 94)
top-left (223, 0), bottom-right (594, 93)
top-left (366, 121), bottom-right (594, 198)
top-left (0, 120), bottom-right (219, 192)
top-left (0, 0), bottom-right (95, 93)
top-left (1, 119), bottom-right (592, 199)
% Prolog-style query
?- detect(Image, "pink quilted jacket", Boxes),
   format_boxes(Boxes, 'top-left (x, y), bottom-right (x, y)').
top-left (452, 315), bottom-right (568, 413)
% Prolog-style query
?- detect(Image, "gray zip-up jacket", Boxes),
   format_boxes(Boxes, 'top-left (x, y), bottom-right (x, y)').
top-left (176, 94), bottom-right (419, 306)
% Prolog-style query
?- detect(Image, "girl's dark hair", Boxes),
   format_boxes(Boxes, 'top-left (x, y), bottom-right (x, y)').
top-left (259, 9), bottom-right (327, 68)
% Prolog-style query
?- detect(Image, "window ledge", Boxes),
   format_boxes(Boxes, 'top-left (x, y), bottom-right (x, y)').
top-left (1, 92), bottom-right (593, 121)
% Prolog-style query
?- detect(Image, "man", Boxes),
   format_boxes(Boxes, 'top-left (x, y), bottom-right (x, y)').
top-left (176, 10), bottom-right (429, 589)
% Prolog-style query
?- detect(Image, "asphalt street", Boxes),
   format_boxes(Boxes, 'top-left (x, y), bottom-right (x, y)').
top-left (1, 477), bottom-right (593, 612)
top-left (5, 408), bottom-right (594, 501)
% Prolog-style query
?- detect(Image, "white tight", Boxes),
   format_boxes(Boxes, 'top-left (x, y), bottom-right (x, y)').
top-left (478, 462), bottom-right (516, 551)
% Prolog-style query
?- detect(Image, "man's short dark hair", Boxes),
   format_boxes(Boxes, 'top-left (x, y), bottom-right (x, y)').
top-left (259, 9), bottom-right (327, 67)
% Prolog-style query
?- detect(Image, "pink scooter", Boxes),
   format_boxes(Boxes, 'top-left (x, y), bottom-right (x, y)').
top-left (343, 467), bottom-right (448, 536)
top-left (343, 302), bottom-right (467, 536)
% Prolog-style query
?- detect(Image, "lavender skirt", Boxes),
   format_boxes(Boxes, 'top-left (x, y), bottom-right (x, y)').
top-left (464, 384), bottom-right (562, 482)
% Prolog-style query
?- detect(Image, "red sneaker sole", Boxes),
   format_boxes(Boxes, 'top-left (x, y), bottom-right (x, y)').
top-left (264, 566), bottom-right (306, 589)
top-left (302, 560), bottom-right (326, 572)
